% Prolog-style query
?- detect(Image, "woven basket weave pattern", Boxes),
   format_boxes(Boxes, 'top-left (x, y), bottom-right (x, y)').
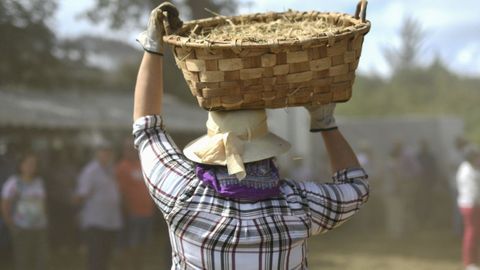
top-left (165, 10), bottom-right (370, 110)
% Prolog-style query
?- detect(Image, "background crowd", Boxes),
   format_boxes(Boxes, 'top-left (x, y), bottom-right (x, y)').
top-left (0, 138), bottom-right (166, 270)
top-left (0, 133), bottom-right (475, 270)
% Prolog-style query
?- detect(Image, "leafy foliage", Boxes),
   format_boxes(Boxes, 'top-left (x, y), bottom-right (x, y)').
top-left (81, 0), bottom-right (239, 102)
top-left (339, 17), bottom-right (480, 142)
top-left (83, 0), bottom-right (238, 29)
top-left (382, 16), bottom-right (426, 72)
top-left (0, 0), bottom-right (123, 90)
top-left (0, 0), bottom-right (60, 87)
top-left (340, 46), bottom-right (480, 142)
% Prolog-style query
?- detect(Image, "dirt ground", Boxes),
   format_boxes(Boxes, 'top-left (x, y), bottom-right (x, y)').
top-left (0, 222), bottom-right (463, 270)
top-left (309, 235), bottom-right (462, 270)
top-left (308, 226), bottom-right (462, 270)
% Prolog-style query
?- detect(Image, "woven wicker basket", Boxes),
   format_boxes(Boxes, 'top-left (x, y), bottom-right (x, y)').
top-left (164, 1), bottom-right (371, 111)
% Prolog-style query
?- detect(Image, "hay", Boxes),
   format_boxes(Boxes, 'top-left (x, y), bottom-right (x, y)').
top-left (187, 11), bottom-right (347, 44)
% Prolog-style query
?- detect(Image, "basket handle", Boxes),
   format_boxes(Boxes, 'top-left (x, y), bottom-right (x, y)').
top-left (354, 0), bottom-right (368, 22)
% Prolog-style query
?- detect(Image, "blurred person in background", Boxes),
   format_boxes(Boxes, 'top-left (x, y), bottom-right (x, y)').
top-left (356, 142), bottom-right (379, 230)
top-left (0, 143), bottom-right (15, 192)
top-left (131, 3), bottom-right (369, 269)
top-left (116, 139), bottom-right (155, 270)
top-left (449, 136), bottom-right (472, 234)
top-left (383, 141), bottom-right (415, 238)
top-left (1, 153), bottom-right (49, 270)
top-left (45, 148), bottom-right (80, 252)
top-left (0, 143), bottom-right (16, 259)
top-left (74, 142), bottom-right (123, 270)
top-left (415, 139), bottom-right (439, 227)
top-left (456, 146), bottom-right (480, 270)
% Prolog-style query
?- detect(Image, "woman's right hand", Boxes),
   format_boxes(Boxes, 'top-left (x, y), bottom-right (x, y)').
top-left (136, 2), bottom-right (183, 55)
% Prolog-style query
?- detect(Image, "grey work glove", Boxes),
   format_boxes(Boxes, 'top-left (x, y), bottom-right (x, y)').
top-left (137, 2), bottom-right (183, 55)
top-left (306, 103), bottom-right (338, 132)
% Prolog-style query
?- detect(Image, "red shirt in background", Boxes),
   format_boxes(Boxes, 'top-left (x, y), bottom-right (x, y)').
top-left (116, 159), bottom-right (155, 217)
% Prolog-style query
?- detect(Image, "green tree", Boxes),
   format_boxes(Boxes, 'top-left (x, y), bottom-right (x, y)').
top-left (82, 0), bottom-right (238, 102)
top-left (383, 16), bottom-right (425, 72)
top-left (0, 0), bottom-right (60, 87)
top-left (0, 0), bottom-right (120, 91)
top-left (54, 35), bottom-right (141, 91)
top-left (84, 0), bottom-right (238, 29)
top-left (338, 16), bottom-right (480, 142)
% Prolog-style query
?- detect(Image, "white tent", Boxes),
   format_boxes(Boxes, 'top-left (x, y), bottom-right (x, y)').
top-left (268, 107), bottom-right (464, 181)
top-left (0, 89), bottom-right (206, 132)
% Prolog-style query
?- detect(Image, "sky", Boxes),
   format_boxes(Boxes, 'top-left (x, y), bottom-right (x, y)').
top-left (54, 0), bottom-right (480, 77)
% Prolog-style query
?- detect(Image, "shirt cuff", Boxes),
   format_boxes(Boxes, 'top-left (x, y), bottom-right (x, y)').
top-left (133, 115), bottom-right (164, 133)
top-left (332, 167), bottom-right (368, 183)
top-left (132, 115), bottom-right (165, 148)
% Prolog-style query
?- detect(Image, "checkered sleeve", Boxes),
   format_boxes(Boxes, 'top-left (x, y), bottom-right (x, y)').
top-left (133, 115), bottom-right (196, 215)
top-left (302, 168), bottom-right (369, 236)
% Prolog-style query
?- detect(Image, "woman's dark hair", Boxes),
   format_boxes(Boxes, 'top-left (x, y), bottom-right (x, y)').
top-left (15, 152), bottom-right (38, 175)
top-left (464, 146), bottom-right (480, 164)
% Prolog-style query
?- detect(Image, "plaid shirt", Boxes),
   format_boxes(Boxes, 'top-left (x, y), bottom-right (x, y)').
top-left (133, 115), bottom-right (369, 270)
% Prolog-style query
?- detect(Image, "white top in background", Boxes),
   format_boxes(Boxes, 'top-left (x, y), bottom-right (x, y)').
top-left (456, 161), bottom-right (480, 208)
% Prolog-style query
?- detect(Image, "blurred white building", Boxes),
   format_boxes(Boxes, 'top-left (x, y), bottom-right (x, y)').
top-left (268, 107), bottom-right (464, 182)
top-left (0, 88), bottom-right (463, 183)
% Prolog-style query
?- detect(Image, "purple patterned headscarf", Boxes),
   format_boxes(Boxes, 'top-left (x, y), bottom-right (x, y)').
top-left (195, 158), bottom-right (281, 201)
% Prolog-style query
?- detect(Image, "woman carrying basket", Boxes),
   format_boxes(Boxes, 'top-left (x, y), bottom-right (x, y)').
top-left (133, 3), bottom-right (369, 269)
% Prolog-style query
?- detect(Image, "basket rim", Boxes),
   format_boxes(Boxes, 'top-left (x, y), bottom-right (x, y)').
top-left (164, 10), bottom-right (371, 50)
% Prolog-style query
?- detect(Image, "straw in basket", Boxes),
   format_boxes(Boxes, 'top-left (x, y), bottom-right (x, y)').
top-left (163, 0), bottom-right (371, 111)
